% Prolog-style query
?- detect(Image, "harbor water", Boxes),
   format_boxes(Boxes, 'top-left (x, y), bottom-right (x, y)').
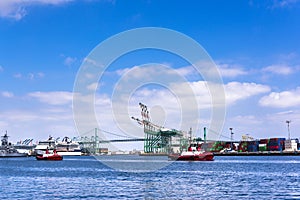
top-left (1, 156), bottom-right (300, 199)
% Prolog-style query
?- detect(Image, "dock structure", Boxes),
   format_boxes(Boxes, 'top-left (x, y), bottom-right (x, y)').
top-left (76, 106), bottom-right (300, 156)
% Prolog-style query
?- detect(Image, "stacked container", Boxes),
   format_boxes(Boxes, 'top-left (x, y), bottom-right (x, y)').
top-left (268, 138), bottom-right (285, 151)
top-left (247, 140), bottom-right (259, 152)
top-left (259, 139), bottom-right (269, 151)
top-left (238, 141), bottom-right (248, 152)
top-left (210, 141), bottom-right (226, 152)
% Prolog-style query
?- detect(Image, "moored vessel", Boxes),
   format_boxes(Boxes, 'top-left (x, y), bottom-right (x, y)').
top-left (14, 139), bottom-right (36, 156)
top-left (169, 144), bottom-right (214, 161)
top-left (56, 137), bottom-right (82, 156)
top-left (0, 132), bottom-right (28, 158)
top-left (35, 136), bottom-right (82, 156)
top-left (169, 150), bottom-right (214, 161)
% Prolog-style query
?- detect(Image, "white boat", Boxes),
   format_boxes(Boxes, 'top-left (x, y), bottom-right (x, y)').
top-left (35, 136), bottom-right (82, 156)
top-left (56, 137), bottom-right (82, 156)
top-left (34, 136), bottom-right (56, 155)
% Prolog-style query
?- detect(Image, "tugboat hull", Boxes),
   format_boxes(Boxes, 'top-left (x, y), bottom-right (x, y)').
top-left (169, 152), bottom-right (214, 161)
top-left (36, 154), bottom-right (63, 161)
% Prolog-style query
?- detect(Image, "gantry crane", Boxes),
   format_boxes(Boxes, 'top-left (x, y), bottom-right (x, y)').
top-left (132, 103), bottom-right (183, 153)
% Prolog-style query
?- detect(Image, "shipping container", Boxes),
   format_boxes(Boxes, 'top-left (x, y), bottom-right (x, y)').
top-left (259, 139), bottom-right (269, 144)
top-left (238, 141), bottom-right (248, 152)
top-left (247, 141), bottom-right (259, 152)
top-left (268, 138), bottom-right (285, 151)
top-left (210, 141), bottom-right (227, 152)
top-left (259, 144), bottom-right (267, 151)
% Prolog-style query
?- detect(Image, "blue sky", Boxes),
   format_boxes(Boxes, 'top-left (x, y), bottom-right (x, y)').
top-left (0, 0), bottom-right (300, 148)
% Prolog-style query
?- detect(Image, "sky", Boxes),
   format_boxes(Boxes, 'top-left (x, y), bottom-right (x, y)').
top-left (0, 0), bottom-right (300, 149)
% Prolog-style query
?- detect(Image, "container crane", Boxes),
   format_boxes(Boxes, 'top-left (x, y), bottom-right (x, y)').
top-left (131, 102), bottom-right (183, 153)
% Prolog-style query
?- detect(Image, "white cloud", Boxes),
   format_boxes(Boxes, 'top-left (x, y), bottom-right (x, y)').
top-left (0, 107), bottom-right (76, 142)
top-left (262, 64), bottom-right (294, 75)
top-left (116, 67), bottom-right (132, 76)
top-left (225, 82), bottom-right (271, 105)
top-left (217, 63), bottom-right (248, 78)
top-left (0, 0), bottom-right (73, 20)
top-left (2, 110), bottom-right (39, 122)
top-left (175, 66), bottom-right (196, 77)
top-left (0, 65), bottom-right (3, 72)
top-left (87, 82), bottom-right (99, 91)
top-left (116, 64), bottom-right (185, 77)
top-left (83, 57), bottom-right (104, 68)
top-left (1, 91), bottom-right (14, 98)
top-left (259, 87), bottom-right (300, 108)
top-left (28, 91), bottom-right (73, 105)
top-left (159, 63), bottom-right (248, 79)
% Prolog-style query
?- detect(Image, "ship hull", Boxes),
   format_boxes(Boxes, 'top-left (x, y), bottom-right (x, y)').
top-left (56, 151), bottom-right (82, 156)
top-left (169, 152), bottom-right (214, 161)
top-left (0, 152), bottom-right (28, 158)
top-left (36, 154), bottom-right (63, 161)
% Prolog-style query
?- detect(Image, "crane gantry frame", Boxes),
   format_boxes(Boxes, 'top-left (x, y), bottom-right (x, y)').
top-left (132, 102), bottom-right (183, 153)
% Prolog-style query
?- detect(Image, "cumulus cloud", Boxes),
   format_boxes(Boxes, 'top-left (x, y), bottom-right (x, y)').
top-left (262, 64), bottom-right (294, 75)
top-left (225, 82), bottom-right (271, 105)
top-left (127, 80), bottom-right (270, 111)
top-left (175, 66), bottom-right (197, 77)
top-left (0, 0), bottom-right (73, 20)
top-left (28, 91), bottom-right (73, 105)
top-left (166, 63), bottom-right (248, 79)
top-left (259, 87), bottom-right (300, 108)
top-left (116, 63), bottom-right (248, 82)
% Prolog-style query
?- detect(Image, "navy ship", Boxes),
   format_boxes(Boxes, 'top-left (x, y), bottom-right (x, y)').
top-left (0, 132), bottom-right (28, 157)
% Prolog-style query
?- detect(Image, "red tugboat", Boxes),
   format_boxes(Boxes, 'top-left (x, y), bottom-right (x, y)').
top-left (36, 149), bottom-right (63, 161)
top-left (169, 145), bottom-right (214, 161)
